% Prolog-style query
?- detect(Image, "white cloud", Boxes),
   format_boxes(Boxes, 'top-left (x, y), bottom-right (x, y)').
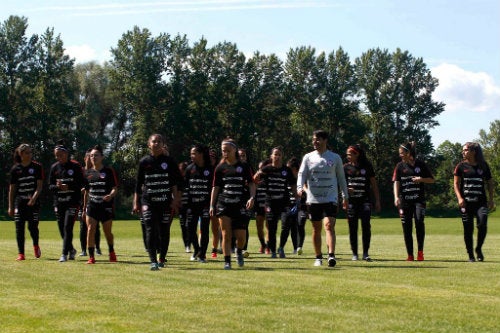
top-left (65, 44), bottom-right (98, 63)
top-left (431, 63), bottom-right (500, 113)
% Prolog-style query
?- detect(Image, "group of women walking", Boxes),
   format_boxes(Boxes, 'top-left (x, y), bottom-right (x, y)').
top-left (7, 131), bottom-right (495, 270)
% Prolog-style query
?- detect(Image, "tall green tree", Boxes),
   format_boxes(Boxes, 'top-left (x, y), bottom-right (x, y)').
top-left (478, 119), bottom-right (500, 201)
top-left (355, 48), bottom-right (445, 207)
top-left (427, 140), bottom-right (463, 210)
top-left (109, 26), bottom-right (171, 193)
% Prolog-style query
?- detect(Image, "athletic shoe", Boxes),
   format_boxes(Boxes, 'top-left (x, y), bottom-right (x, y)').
top-left (158, 259), bottom-right (166, 268)
top-left (96, 248), bottom-right (102, 255)
top-left (109, 251), bottom-right (117, 262)
top-left (198, 258), bottom-right (207, 263)
top-left (243, 250), bottom-right (249, 258)
top-left (224, 262), bottom-right (231, 270)
top-left (406, 255), bottom-right (414, 261)
top-left (190, 255), bottom-right (198, 261)
top-left (185, 246), bottom-right (191, 253)
top-left (79, 251), bottom-right (87, 257)
top-left (87, 257), bottom-right (95, 264)
top-left (211, 252), bottom-right (217, 258)
top-left (34, 245), bottom-right (41, 258)
top-left (271, 252), bottom-right (277, 258)
top-left (278, 247), bottom-right (286, 258)
top-left (16, 254), bottom-right (25, 261)
top-left (259, 246), bottom-right (264, 254)
top-left (314, 258), bottom-right (323, 266)
top-left (363, 255), bottom-right (372, 262)
top-left (237, 253), bottom-right (244, 267)
top-left (59, 255), bottom-right (67, 262)
top-left (69, 248), bottom-right (77, 260)
top-left (417, 251), bottom-right (424, 261)
top-left (328, 256), bottom-right (337, 268)
top-left (265, 247), bottom-right (271, 255)
top-left (352, 255), bottom-right (358, 261)
top-left (150, 262), bottom-right (160, 271)
top-left (468, 257), bottom-right (476, 262)
top-left (475, 248), bottom-right (484, 262)
top-left (297, 247), bottom-right (303, 255)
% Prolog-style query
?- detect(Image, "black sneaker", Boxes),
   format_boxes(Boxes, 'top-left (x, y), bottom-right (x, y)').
top-left (328, 256), bottom-right (337, 267)
top-left (475, 248), bottom-right (484, 262)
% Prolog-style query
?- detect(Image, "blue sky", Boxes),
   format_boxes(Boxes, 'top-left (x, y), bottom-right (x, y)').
top-left (2, 0), bottom-right (499, 147)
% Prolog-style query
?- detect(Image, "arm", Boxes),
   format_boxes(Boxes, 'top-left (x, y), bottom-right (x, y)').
top-left (453, 175), bottom-right (465, 208)
top-left (8, 184), bottom-right (16, 217)
top-left (209, 186), bottom-right (220, 217)
top-left (27, 179), bottom-right (43, 206)
top-left (393, 181), bottom-right (401, 207)
top-left (370, 176), bottom-right (381, 213)
top-left (486, 178), bottom-right (495, 210)
top-left (296, 156), bottom-right (307, 197)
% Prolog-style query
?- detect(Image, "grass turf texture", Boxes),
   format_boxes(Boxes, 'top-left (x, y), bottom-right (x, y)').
top-left (1, 215), bottom-right (499, 333)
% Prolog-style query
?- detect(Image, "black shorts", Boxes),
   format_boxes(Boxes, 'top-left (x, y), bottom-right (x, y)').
top-left (86, 204), bottom-right (114, 222)
top-left (308, 202), bottom-right (338, 221)
top-left (216, 203), bottom-right (250, 230)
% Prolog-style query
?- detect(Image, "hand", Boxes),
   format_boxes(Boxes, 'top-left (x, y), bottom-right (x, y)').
top-left (394, 198), bottom-right (400, 207)
top-left (8, 208), bottom-right (15, 217)
top-left (246, 197), bottom-right (255, 210)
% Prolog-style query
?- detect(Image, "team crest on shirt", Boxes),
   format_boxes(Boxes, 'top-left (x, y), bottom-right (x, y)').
top-left (161, 162), bottom-right (168, 170)
top-left (360, 169), bottom-right (366, 175)
top-left (100, 172), bottom-right (106, 179)
top-left (327, 160), bottom-right (334, 167)
top-left (142, 205), bottom-right (149, 211)
top-left (414, 167), bottom-right (421, 173)
top-left (477, 169), bottom-right (483, 175)
top-left (204, 170), bottom-right (210, 176)
top-left (282, 170), bottom-right (287, 176)
top-left (29, 168), bottom-right (34, 174)
top-left (68, 169), bottom-right (74, 176)
top-left (236, 166), bottom-right (243, 173)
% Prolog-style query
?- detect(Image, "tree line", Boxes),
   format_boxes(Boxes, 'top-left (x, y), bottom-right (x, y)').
top-left (1, 15), bottom-right (497, 216)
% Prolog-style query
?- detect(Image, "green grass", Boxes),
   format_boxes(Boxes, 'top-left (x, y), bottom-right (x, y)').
top-left (1, 215), bottom-right (499, 333)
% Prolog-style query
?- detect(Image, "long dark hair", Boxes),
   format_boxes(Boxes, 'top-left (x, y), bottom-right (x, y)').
top-left (191, 144), bottom-right (211, 168)
top-left (400, 141), bottom-right (417, 159)
top-left (13, 143), bottom-right (31, 164)
top-left (347, 144), bottom-right (373, 169)
top-left (464, 142), bottom-right (487, 169)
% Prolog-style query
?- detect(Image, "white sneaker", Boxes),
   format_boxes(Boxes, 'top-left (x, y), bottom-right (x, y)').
top-left (59, 255), bottom-right (67, 262)
top-left (314, 258), bottom-right (323, 266)
top-left (297, 247), bottom-right (303, 255)
top-left (352, 255), bottom-right (358, 261)
top-left (185, 246), bottom-right (191, 253)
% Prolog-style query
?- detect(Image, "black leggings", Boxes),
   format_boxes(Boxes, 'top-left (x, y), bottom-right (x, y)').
top-left (142, 206), bottom-right (172, 263)
top-left (15, 205), bottom-right (40, 254)
top-left (186, 205), bottom-right (211, 259)
top-left (55, 204), bottom-right (79, 255)
top-left (279, 210), bottom-right (298, 250)
top-left (347, 202), bottom-right (372, 256)
top-left (265, 202), bottom-right (288, 253)
top-left (460, 203), bottom-right (488, 256)
top-left (399, 202), bottom-right (426, 256)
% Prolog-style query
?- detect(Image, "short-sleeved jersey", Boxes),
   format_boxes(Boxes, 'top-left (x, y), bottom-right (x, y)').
top-left (392, 159), bottom-right (433, 204)
top-left (260, 164), bottom-right (294, 206)
top-left (10, 161), bottom-right (45, 206)
top-left (454, 161), bottom-right (492, 205)
top-left (184, 163), bottom-right (213, 205)
top-left (84, 166), bottom-right (118, 208)
top-left (49, 160), bottom-right (85, 206)
top-left (297, 150), bottom-right (348, 204)
top-left (213, 161), bottom-right (254, 206)
top-left (344, 162), bottom-right (375, 204)
top-left (135, 154), bottom-right (182, 207)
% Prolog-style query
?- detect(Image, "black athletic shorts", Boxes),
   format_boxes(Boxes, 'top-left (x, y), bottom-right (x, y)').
top-left (86, 204), bottom-right (114, 222)
top-left (307, 202), bottom-right (338, 221)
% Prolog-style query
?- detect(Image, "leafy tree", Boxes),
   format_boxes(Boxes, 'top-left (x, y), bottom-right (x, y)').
top-left (427, 140), bottom-right (463, 211)
top-left (478, 119), bottom-right (500, 201)
top-left (355, 48), bottom-right (445, 207)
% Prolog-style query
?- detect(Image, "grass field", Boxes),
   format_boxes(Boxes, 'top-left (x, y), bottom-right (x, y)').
top-left (1, 214), bottom-right (499, 333)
